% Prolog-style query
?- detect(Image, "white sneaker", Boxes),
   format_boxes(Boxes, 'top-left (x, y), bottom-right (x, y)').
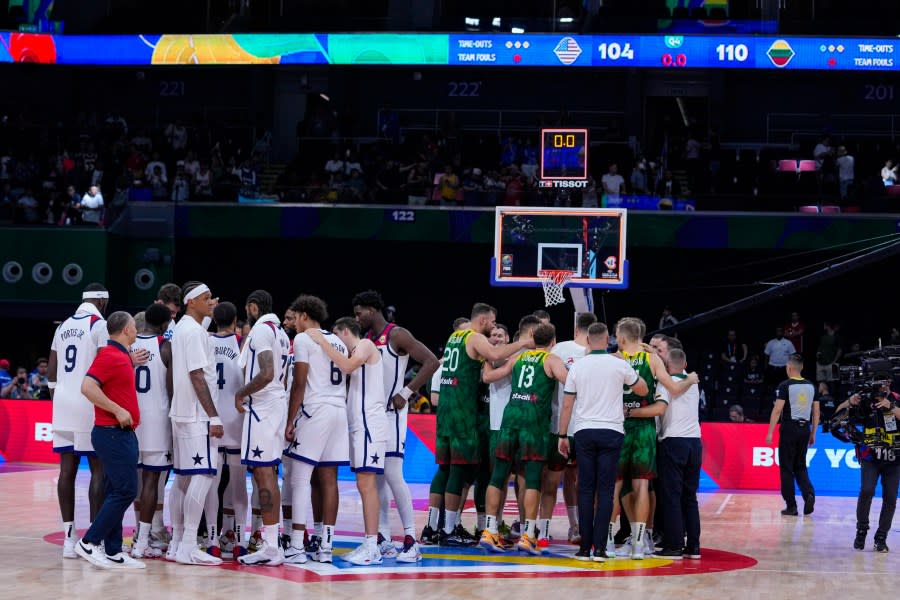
top-left (63, 537), bottom-right (77, 559)
top-left (131, 541), bottom-right (162, 559)
top-left (643, 531), bottom-right (655, 557)
top-left (605, 539), bottom-right (617, 559)
top-left (237, 540), bottom-right (284, 566)
top-left (149, 530), bottom-right (170, 551)
top-left (164, 541), bottom-right (180, 562)
top-left (396, 536), bottom-right (422, 563)
top-left (630, 536), bottom-right (644, 560)
top-left (378, 533), bottom-right (398, 558)
top-left (105, 552), bottom-right (147, 569)
top-left (567, 526), bottom-right (581, 545)
top-left (311, 545), bottom-right (333, 563)
top-left (343, 543), bottom-right (383, 566)
top-left (175, 544), bottom-right (223, 566)
top-left (74, 539), bottom-right (112, 569)
top-left (284, 545), bottom-right (308, 564)
top-left (617, 537), bottom-right (633, 559)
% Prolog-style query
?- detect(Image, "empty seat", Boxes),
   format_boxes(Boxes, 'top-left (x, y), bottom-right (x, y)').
top-left (844, 205), bottom-right (862, 213)
top-left (778, 159), bottom-right (798, 172)
top-left (798, 205), bottom-right (819, 213)
top-left (798, 160), bottom-right (818, 172)
top-left (820, 205), bottom-right (841, 214)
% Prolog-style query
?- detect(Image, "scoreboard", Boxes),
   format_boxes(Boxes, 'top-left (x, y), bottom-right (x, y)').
top-left (540, 128), bottom-right (588, 188)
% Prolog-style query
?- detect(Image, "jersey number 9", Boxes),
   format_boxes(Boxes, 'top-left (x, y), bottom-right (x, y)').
top-left (64, 345), bottom-right (77, 373)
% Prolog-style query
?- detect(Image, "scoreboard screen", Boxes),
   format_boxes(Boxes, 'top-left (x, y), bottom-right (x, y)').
top-left (540, 128), bottom-right (588, 182)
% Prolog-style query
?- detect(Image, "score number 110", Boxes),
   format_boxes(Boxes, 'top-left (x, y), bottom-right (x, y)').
top-left (716, 43), bottom-right (749, 62)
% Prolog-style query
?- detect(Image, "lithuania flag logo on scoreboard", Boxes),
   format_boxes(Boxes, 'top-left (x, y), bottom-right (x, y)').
top-left (767, 39), bottom-right (795, 68)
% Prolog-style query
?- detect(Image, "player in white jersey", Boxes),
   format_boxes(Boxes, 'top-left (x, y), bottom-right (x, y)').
top-left (307, 317), bottom-right (389, 565)
top-left (131, 304), bottom-right (174, 558)
top-left (546, 311), bottom-right (596, 547)
top-left (352, 290), bottom-right (439, 562)
top-left (284, 295), bottom-right (349, 564)
top-left (166, 281), bottom-right (224, 566)
top-left (47, 283), bottom-right (114, 559)
top-left (279, 308), bottom-right (298, 551)
top-left (235, 290), bottom-right (290, 567)
top-left (207, 301), bottom-right (248, 555)
top-left (481, 324), bottom-right (514, 537)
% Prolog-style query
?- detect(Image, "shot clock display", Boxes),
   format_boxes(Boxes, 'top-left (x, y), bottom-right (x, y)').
top-left (540, 128), bottom-right (588, 186)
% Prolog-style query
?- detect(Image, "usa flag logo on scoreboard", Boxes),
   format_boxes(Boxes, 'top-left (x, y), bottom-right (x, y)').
top-left (553, 37), bottom-right (582, 65)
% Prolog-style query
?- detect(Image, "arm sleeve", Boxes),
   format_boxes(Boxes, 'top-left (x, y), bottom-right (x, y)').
top-left (563, 364), bottom-right (577, 394)
top-left (184, 328), bottom-right (209, 372)
top-left (295, 334), bottom-right (311, 364)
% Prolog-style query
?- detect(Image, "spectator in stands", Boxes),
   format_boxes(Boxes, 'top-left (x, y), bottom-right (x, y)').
top-left (461, 168), bottom-right (484, 206)
top-left (149, 165), bottom-right (168, 201)
top-left (342, 168), bottom-right (367, 203)
top-left (889, 327), bottom-right (900, 346)
top-left (78, 185), bottom-right (104, 225)
top-left (344, 153), bottom-right (363, 176)
top-left (784, 311), bottom-right (805, 355)
top-left (582, 176), bottom-right (599, 208)
top-left (836, 146), bottom-right (854, 200)
top-left (630, 159), bottom-right (648, 195)
top-left (659, 306), bottom-right (678, 329)
top-left (729, 405), bottom-right (751, 423)
top-left (0, 359), bottom-right (11, 388)
top-left (657, 170), bottom-right (682, 199)
top-left (816, 322), bottom-right (842, 383)
top-left (520, 140), bottom-right (538, 181)
top-left (1, 366), bottom-right (34, 399)
top-left (721, 329), bottom-right (748, 364)
top-left (601, 163), bottom-right (625, 200)
top-left (404, 162), bottom-right (428, 206)
top-left (194, 162), bottom-right (212, 200)
top-left (124, 145), bottom-right (146, 182)
top-left (439, 165), bottom-right (460, 206)
top-left (325, 152), bottom-right (344, 183)
top-left (183, 151), bottom-right (200, 179)
top-left (763, 326), bottom-right (796, 389)
top-left (16, 187), bottom-right (41, 224)
top-left (505, 172), bottom-right (524, 207)
top-left (145, 151), bottom-right (167, 183)
top-left (375, 160), bottom-right (402, 204)
top-left (814, 135), bottom-right (834, 170)
top-left (881, 159), bottom-right (897, 186)
top-left (165, 120), bottom-right (188, 155)
top-left (31, 357), bottom-right (50, 400)
top-left (171, 162), bottom-right (191, 202)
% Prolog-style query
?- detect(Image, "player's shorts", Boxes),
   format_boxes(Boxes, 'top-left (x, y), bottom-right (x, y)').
top-left (435, 430), bottom-right (481, 466)
top-left (546, 433), bottom-right (569, 472)
top-left (220, 447), bottom-right (243, 467)
top-left (617, 418), bottom-right (657, 482)
top-left (172, 420), bottom-right (218, 475)
top-left (284, 402), bottom-right (350, 467)
top-left (385, 405), bottom-right (408, 458)
top-left (53, 430), bottom-right (95, 456)
top-left (139, 450), bottom-right (173, 471)
top-left (240, 402), bottom-right (286, 468)
top-left (350, 430), bottom-right (386, 474)
top-left (494, 425), bottom-right (547, 465)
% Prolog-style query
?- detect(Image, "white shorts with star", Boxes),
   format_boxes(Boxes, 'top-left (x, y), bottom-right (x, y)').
top-left (172, 421), bottom-right (218, 475)
top-left (240, 400), bottom-right (286, 468)
top-left (350, 430), bottom-right (386, 474)
top-left (385, 404), bottom-right (408, 458)
top-left (284, 402), bottom-right (350, 467)
top-left (139, 450), bottom-right (172, 471)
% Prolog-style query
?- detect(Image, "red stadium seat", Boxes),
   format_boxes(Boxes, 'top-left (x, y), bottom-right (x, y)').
top-left (778, 159), bottom-right (798, 172)
top-left (798, 160), bottom-right (818, 172)
top-left (844, 205), bottom-right (861, 213)
top-left (820, 205), bottom-right (841, 214)
top-left (887, 185), bottom-right (900, 197)
top-left (798, 205), bottom-right (819, 213)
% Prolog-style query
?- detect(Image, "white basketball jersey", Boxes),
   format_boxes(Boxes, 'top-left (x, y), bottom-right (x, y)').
top-left (132, 335), bottom-right (171, 452)
top-left (244, 317), bottom-right (290, 411)
top-left (347, 351), bottom-right (389, 441)
top-left (294, 330), bottom-right (348, 408)
top-left (366, 324), bottom-right (410, 411)
top-left (285, 341), bottom-right (295, 394)
top-left (50, 306), bottom-right (108, 432)
top-left (551, 340), bottom-right (588, 433)
top-left (170, 315), bottom-right (218, 423)
top-left (489, 372), bottom-right (513, 431)
top-left (209, 333), bottom-right (243, 448)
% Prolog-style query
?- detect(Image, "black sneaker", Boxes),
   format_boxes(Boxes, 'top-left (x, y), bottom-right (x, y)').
top-left (781, 507), bottom-right (799, 516)
top-left (613, 529), bottom-right (631, 545)
top-left (442, 524), bottom-right (476, 547)
top-left (279, 533), bottom-right (291, 551)
top-left (652, 531), bottom-right (664, 548)
top-left (591, 550), bottom-right (606, 563)
top-left (803, 493), bottom-right (815, 515)
top-left (419, 525), bottom-right (440, 546)
top-left (683, 546), bottom-right (701, 559)
top-left (874, 537), bottom-right (889, 553)
top-left (306, 534), bottom-right (321, 555)
top-left (656, 548), bottom-right (685, 560)
top-left (574, 549), bottom-right (592, 561)
top-left (853, 530), bottom-right (866, 550)
top-left (457, 524), bottom-right (478, 543)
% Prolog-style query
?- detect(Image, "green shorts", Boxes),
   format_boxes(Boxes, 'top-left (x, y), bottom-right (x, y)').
top-left (436, 431), bottom-right (481, 466)
top-left (494, 425), bottom-right (547, 464)
top-left (546, 432), bottom-right (570, 472)
top-left (617, 418), bottom-right (657, 482)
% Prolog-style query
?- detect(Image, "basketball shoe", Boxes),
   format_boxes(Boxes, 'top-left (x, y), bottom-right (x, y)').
top-left (343, 542), bottom-right (383, 566)
top-left (238, 540), bottom-right (284, 566)
top-left (396, 535), bottom-right (422, 563)
top-left (479, 530), bottom-right (506, 554)
top-left (516, 533), bottom-right (540, 556)
top-left (377, 533), bottom-right (398, 558)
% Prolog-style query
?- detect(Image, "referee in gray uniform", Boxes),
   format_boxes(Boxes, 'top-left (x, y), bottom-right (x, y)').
top-left (766, 353), bottom-right (819, 516)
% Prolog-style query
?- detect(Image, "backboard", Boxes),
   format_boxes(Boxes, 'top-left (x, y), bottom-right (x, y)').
top-left (491, 206), bottom-right (628, 289)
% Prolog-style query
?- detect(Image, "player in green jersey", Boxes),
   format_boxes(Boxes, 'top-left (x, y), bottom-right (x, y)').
top-left (480, 323), bottom-right (568, 555)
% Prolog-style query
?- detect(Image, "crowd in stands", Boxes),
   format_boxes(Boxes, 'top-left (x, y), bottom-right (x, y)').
top-left (0, 357), bottom-right (50, 400)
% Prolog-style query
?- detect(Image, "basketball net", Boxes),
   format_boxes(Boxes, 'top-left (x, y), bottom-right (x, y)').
top-left (538, 270), bottom-right (574, 307)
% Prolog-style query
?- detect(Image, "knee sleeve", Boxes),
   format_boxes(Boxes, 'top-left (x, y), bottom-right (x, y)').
top-left (489, 458), bottom-right (513, 491)
top-left (430, 464), bottom-right (450, 495)
top-left (524, 461), bottom-right (543, 491)
top-left (447, 464), bottom-right (477, 496)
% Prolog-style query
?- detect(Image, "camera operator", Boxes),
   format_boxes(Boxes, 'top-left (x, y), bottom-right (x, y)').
top-left (836, 383), bottom-right (900, 553)
top-left (1, 366), bottom-right (35, 399)
top-left (766, 353), bottom-right (818, 516)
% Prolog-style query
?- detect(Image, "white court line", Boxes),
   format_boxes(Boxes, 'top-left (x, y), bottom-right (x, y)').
top-left (714, 494), bottom-right (733, 515)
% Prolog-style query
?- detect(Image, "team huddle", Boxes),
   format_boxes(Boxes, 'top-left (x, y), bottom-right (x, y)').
top-left (48, 281), bottom-right (704, 570)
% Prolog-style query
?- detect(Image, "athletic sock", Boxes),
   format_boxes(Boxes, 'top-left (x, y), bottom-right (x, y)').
top-left (63, 521), bottom-right (75, 541)
top-left (485, 515), bottom-right (498, 535)
top-left (152, 510), bottom-right (165, 532)
top-left (262, 525), bottom-right (278, 547)
top-left (608, 522), bottom-right (615, 545)
top-left (234, 523), bottom-right (243, 545)
top-left (222, 515), bottom-right (235, 534)
top-left (539, 518), bottom-right (551, 540)
top-left (566, 505), bottom-right (578, 528)
top-left (427, 507), bottom-right (440, 530)
top-left (282, 518), bottom-right (292, 535)
top-left (137, 521), bottom-right (151, 544)
top-left (524, 519), bottom-right (537, 539)
top-left (365, 534), bottom-right (378, 549)
top-left (314, 522), bottom-right (323, 537)
top-left (634, 522), bottom-right (646, 547)
top-left (404, 525), bottom-right (416, 537)
top-left (443, 510), bottom-right (459, 535)
top-left (322, 524), bottom-right (335, 549)
top-left (291, 528), bottom-right (304, 549)
top-left (476, 512), bottom-right (486, 532)
top-left (252, 514), bottom-right (263, 532)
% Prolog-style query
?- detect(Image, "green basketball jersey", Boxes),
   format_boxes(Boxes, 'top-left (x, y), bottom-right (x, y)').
top-left (506, 350), bottom-right (557, 427)
top-left (438, 329), bottom-right (483, 434)
top-left (621, 350), bottom-right (657, 410)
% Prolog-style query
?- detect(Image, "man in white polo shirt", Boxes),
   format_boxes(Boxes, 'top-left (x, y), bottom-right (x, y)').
top-left (557, 322), bottom-right (648, 562)
top-left (653, 348), bottom-right (702, 560)
top-left (764, 327), bottom-right (796, 398)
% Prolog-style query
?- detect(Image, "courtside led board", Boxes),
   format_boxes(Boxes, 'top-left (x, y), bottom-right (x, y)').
top-left (491, 206), bottom-right (628, 289)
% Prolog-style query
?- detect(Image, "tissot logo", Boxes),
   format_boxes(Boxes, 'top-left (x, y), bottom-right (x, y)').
top-left (539, 180), bottom-right (588, 189)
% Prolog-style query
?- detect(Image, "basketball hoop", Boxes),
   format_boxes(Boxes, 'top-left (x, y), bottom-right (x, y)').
top-left (538, 269), bottom-right (574, 307)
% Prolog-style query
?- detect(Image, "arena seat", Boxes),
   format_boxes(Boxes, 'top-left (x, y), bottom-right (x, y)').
top-left (798, 205), bottom-right (819, 213)
top-left (820, 205), bottom-right (840, 214)
top-left (798, 160), bottom-right (818, 172)
top-left (777, 160), bottom-right (797, 173)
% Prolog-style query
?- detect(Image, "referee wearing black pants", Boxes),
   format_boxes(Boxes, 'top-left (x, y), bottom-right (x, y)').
top-left (766, 353), bottom-right (819, 516)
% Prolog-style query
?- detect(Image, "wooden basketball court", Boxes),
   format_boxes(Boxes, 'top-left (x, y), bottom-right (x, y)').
top-left (2, 462), bottom-right (896, 599)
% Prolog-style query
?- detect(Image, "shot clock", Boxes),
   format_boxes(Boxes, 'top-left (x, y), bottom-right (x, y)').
top-left (540, 128), bottom-right (588, 188)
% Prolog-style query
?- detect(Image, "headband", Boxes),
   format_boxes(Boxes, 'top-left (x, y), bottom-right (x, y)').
top-left (82, 291), bottom-right (109, 299)
top-left (184, 283), bottom-right (210, 303)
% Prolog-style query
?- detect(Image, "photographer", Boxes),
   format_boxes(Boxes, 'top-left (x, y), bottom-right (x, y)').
top-left (836, 383), bottom-right (900, 553)
top-left (1, 366), bottom-right (35, 399)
